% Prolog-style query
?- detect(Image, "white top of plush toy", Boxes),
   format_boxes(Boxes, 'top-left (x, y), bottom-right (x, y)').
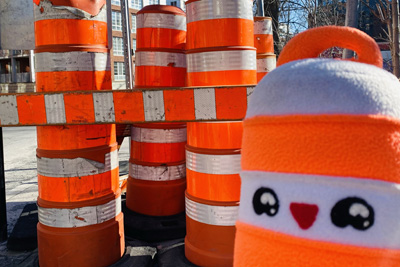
top-left (247, 58), bottom-right (400, 119)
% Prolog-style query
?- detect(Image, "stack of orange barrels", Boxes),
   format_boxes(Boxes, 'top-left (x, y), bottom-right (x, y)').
top-left (33, 1), bottom-right (124, 266)
top-left (184, 0), bottom-right (256, 266)
top-left (126, 5), bottom-right (187, 219)
top-left (254, 17), bottom-right (276, 82)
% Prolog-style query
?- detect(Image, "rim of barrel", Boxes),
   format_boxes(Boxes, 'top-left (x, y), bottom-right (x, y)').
top-left (137, 4), bottom-right (186, 15)
top-left (186, 46), bottom-right (257, 54)
top-left (257, 53), bottom-right (276, 59)
top-left (135, 47), bottom-right (186, 53)
top-left (254, 16), bottom-right (272, 21)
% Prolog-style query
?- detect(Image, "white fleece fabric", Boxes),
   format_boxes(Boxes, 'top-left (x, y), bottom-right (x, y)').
top-left (247, 58), bottom-right (400, 119)
top-left (238, 171), bottom-right (400, 249)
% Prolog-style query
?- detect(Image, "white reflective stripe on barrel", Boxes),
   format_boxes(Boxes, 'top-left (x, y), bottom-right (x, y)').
top-left (186, 0), bottom-right (253, 23)
top-left (187, 49), bottom-right (256, 73)
top-left (135, 51), bottom-right (186, 68)
top-left (186, 150), bottom-right (241, 175)
top-left (257, 56), bottom-right (276, 73)
top-left (185, 197), bottom-right (239, 226)
top-left (129, 163), bottom-right (186, 181)
top-left (254, 19), bottom-right (273, 35)
top-left (131, 126), bottom-right (187, 143)
top-left (37, 150), bottom-right (118, 177)
top-left (35, 52), bottom-right (110, 72)
top-left (38, 196), bottom-right (121, 228)
top-left (34, 0), bottom-right (107, 22)
top-left (137, 13), bottom-right (186, 31)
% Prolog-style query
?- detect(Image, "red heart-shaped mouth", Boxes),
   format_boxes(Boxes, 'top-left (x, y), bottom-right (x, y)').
top-left (290, 203), bottom-right (319, 230)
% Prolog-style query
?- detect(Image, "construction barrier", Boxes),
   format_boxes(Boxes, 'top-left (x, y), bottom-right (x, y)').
top-left (185, 0), bottom-right (254, 50)
top-left (126, 123), bottom-right (187, 216)
top-left (127, 5), bottom-right (187, 219)
top-left (33, 1), bottom-right (124, 266)
top-left (257, 53), bottom-right (276, 82)
top-left (253, 17), bottom-right (273, 54)
top-left (0, 86), bottom-right (254, 127)
top-left (136, 5), bottom-right (186, 50)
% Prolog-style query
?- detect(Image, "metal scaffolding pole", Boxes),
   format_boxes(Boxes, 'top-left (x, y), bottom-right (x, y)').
top-left (0, 128), bottom-right (7, 242)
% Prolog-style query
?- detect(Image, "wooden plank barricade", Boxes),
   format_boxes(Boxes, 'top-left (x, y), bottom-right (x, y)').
top-left (0, 86), bottom-right (255, 127)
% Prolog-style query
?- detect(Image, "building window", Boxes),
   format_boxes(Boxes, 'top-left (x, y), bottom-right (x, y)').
top-left (148, 0), bottom-right (159, 5)
top-left (114, 62), bottom-right (125, 81)
top-left (132, 39), bottom-right (136, 52)
top-left (131, 14), bottom-right (136, 33)
top-left (111, 0), bottom-right (120, 5)
top-left (171, 1), bottom-right (177, 7)
top-left (113, 37), bottom-right (124, 56)
top-left (131, 0), bottom-right (143, 10)
top-left (112, 11), bottom-right (122, 31)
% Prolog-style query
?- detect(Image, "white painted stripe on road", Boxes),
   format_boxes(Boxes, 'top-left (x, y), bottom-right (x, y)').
top-left (37, 150), bottom-right (118, 178)
top-left (186, 0), bottom-right (253, 23)
top-left (187, 50), bottom-right (257, 73)
top-left (129, 163), bottom-right (186, 181)
top-left (137, 13), bottom-right (186, 31)
top-left (135, 51), bottom-right (186, 68)
top-left (131, 126), bottom-right (186, 143)
top-left (186, 150), bottom-right (241, 175)
top-left (0, 95), bottom-right (19, 125)
top-left (194, 88), bottom-right (216, 120)
top-left (35, 52), bottom-right (110, 72)
top-left (143, 91), bottom-right (165, 122)
top-left (44, 94), bottom-right (66, 124)
top-left (186, 196), bottom-right (239, 226)
top-left (38, 196), bottom-right (121, 228)
top-left (93, 92), bottom-right (116, 123)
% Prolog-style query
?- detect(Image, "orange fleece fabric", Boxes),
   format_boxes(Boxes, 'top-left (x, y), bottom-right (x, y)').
top-left (234, 221), bottom-right (400, 267)
top-left (241, 115), bottom-right (400, 183)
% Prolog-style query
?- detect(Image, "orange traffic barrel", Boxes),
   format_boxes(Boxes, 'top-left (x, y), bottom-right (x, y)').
top-left (257, 53), bottom-right (276, 82)
top-left (254, 17), bottom-right (274, 54)
top-left (34, 1), bottom-right (124, 266)
top-left (234, 26), bottom-right (400, 266)
top-left (126, 123), bottom-right (187, 216)
top-left (185, 0), bottom-right (254, 50)
top-left (185, 121), bottom-right (242, 267)
top-left (134, 48), bottom-right (186, 87)
top-left (186, 46), bottom-right (257, 86)
top-left (136, 5), bottom-right (186, 50)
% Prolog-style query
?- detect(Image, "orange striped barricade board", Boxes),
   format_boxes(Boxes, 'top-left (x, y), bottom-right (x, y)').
top-left (254, 17), bottom-right (274, 54)
top-left (186, 47), bottom-right (257, 87)
top-left (257, 53), bottom-right (276, 82)
top-left (135, 49), bottom-right (187, 88)
top-left (136, 5), bottom-right (186, 50)
top-left (185, 0), bottom-right (254, 50)
top-left (0, 86), bottom-right (255, 126)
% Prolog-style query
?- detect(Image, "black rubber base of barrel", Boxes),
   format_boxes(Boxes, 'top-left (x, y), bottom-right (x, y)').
top-left (7, 203), bottom-right (38, 251)
top-left (122, 200), bottom-right (186, 242)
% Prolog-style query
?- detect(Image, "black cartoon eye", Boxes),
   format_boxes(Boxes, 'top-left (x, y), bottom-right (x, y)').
top-left (253, 187), bottom-right (279, 217)
top-left (330, 197), bottom-right (374, 231)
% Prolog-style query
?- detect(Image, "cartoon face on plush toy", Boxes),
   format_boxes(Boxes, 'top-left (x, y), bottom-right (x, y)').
top-left (252, 187), bottom-right (375, 231)
top-left (238, 171), bottom-right (400, 249)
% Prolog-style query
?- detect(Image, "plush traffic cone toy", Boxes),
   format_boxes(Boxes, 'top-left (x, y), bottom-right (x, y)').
top-left (234, 26), bottom-right (400, 267)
